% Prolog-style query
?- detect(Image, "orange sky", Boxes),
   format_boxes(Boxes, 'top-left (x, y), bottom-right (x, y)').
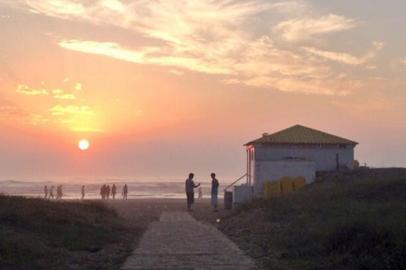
top-left (1, 0), bottom-right (405, 181)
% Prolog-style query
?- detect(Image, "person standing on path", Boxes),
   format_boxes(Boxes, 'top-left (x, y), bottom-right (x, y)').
top-left (185, 173), bottom-right (200, 211)
top-left (211, 173), bottom-right (220, 212)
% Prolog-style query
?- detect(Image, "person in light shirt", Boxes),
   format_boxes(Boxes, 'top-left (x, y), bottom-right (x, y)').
top-left (210, 173), bottom-right (220, 212)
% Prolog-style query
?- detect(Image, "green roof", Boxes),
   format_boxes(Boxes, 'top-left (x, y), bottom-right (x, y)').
top-left (245, 125), bottom-right (358, 146)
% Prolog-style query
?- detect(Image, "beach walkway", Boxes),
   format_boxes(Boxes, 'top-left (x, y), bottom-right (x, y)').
top-left (122, 211), bottom-right (255, 270)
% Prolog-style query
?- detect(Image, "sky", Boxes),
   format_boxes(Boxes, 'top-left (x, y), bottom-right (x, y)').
top-left (0, 0), bottom-right (405, 181)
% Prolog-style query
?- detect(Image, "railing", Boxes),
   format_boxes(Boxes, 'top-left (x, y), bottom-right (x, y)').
top-left (224, 173), bottom-right (248, 192)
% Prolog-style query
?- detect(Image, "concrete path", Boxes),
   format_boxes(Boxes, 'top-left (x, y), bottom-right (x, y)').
top-left (122, 211), bottom-right (255, 270)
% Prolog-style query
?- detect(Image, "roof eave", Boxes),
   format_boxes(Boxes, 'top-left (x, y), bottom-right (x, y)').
top-left (244, 141), bottom-right (358, 146)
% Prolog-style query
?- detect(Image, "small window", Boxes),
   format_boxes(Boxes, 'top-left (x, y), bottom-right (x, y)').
top-left (339, 144), bottom-right (346, 149)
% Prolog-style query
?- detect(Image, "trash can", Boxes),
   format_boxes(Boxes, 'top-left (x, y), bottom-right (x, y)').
top-left (224, 191), bottom-right (233, 210)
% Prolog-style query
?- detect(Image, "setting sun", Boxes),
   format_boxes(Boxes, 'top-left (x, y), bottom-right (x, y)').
top-left (78, 139), bottom-right (90, 151)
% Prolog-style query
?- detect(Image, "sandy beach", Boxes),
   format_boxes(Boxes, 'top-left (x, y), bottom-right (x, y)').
top-left (106, 198), bottom-right (227, 227)
top-left (105, 198), bottom-right (257, 269)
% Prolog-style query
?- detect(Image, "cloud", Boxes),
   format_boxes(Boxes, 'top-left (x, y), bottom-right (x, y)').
top-left (74, 82), bottom-right (82, 91)
top-left (51, 89), bottom-right (76, 99)
top-left (273, 14), bottom-right (356, 42)
top-left (30, 114), bottom-right (49, 126)
top-left (49, 105), bottom-right (93, 116)
top-left (58, 40), bottom-right (232, 74)
top-left (10, 1), bottom-right (372, 96)
top-left (59, 40), bottom-right (144, 63)
top-left (16, 84), bottom-right (48, 96)
top-left (169, 69), bottom-right (185, 76)
top-left (48, 104), bottom-right (102, 132)
top-left (0, 105), bottom-right (27, 117)
top-left (241, 76), bottom-right (358, 96)
top-left (99, 0), bottom-right (125, 12)
top-left (24, 0), bottom-right (87, 19)
top-left (53, 93), bottom-right (76, 100)
top-left (303, 41), bottom-right (384, 66)
top-left (17, 84), bottom-right (77, 99)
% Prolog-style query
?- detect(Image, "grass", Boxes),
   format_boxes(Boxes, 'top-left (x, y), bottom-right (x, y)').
top-left (0, 196), bottom-right (138, 270)
top-left (219, 168), bottom-right (406, 270)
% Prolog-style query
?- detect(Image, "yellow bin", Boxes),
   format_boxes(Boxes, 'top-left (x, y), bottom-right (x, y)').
top-left (280, 177), bottom-right (293, 194)
top-left (264, 181), bottom-right (281, 198)
top-left (292, 177), bottom-right (306, 191)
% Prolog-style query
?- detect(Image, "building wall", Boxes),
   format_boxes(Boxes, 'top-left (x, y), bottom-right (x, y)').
top-left (253, 160), bottom-right (316, 197)
top-left (253, 144), bottom-right (355, 171)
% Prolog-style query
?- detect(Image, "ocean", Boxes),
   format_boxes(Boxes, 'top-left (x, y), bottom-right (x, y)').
top-left (0, 180), bottom-right (225, 200)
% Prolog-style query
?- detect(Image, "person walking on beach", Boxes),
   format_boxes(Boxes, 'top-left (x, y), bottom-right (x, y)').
top-left (81, 185), bottom-right (85, 200)
top-left (211, 173), bottom-right (220, 212)
top-left (122, 184), bottom-right (128, 200)
top-left (44, 185), bottom-right (48, 199)
top-left (112, 184), bottom-right (117, 199)
top-left (185, 173), bottom-right (200, 211)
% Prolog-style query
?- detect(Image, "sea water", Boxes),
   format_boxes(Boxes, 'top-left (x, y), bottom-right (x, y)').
top-left (0, 180), bottom-right (224, 199)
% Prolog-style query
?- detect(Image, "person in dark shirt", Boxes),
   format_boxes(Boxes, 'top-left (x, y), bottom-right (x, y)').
top-left (211, 173), bottom-right (220, 212)
top-left (185, 173), bottom-right (200, 211)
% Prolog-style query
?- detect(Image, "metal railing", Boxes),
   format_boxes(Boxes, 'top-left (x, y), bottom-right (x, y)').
top-left (224, 173), bottom-right (248, 192)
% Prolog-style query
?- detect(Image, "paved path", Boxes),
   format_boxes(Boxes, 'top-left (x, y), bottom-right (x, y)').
top-left (122, 211), bottom-right (255, 270)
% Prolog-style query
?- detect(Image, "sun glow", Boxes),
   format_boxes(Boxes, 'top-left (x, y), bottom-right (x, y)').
top-left (78, 139), bottom-right (90, 151)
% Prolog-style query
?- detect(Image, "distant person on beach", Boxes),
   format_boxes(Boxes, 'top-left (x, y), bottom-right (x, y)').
top-left (56, 185), bottom-right (63, 199)
top-left (100, 185), bottom-right (105, 200)
top-left (81, 185), bottom-right (85, 200)
top-left (122, 184), bottom-right (128, 200)
top-left (211, 173), bottom-right (220, 212)
top-left (49, 185), bottom-right (55, 199)
top-left (185, 173), bottom-right (200, 211)
top-left (112, 184), bottom-right (117, 199)
top-left (106, 185), bottom-right (111, 199)
top-left (44, 185), bottom-right (48, 199)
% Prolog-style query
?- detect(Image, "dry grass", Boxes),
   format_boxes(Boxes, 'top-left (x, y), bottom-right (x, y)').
top-left (217, 168), bottom-right (406, 270)
top-left (0, 196), bottom-right (142, 270)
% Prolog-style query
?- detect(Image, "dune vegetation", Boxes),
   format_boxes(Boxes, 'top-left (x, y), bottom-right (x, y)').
top-left (218, 168), bottom-right (406, 270)
top-left (0, 196), bottom-right (139, 270)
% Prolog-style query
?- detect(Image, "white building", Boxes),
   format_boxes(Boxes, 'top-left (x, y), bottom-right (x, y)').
top-left (244, 125), bottom-right (358, 197)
